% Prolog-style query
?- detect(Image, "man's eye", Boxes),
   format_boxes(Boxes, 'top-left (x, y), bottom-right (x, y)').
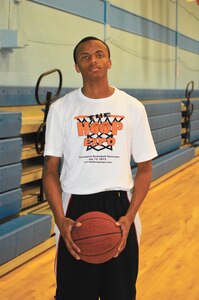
top-left (97, 53), bottom-right (103, 58)
top-left (82, 56), bottom-right (89, 61)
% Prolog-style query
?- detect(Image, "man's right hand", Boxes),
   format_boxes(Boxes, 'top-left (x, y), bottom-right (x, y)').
top-left (59, 217), bottom-right (82, 260)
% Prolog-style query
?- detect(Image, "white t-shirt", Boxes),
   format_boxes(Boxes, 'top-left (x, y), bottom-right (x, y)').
top-left (44, 88), bottom-right (157, 194)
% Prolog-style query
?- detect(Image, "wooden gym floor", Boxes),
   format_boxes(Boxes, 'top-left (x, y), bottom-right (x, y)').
top-left (1, 157), bottom-right (199, 300)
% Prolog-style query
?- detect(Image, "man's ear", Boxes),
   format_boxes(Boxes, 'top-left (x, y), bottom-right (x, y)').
top-left (75, 64), bottom-right (81, 73)
top-left (107, 59), bottom-right (112, 69)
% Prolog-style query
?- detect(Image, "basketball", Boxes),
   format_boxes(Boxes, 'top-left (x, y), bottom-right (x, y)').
top-left (99, 122), bottom-right (111, 134)
top-left (89, 122), bottom-right (99, 134)
top-left (71, 211), bottom-right (122, 264)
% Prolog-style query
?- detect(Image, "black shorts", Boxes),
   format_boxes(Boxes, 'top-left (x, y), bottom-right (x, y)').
top-left (56, 191), bottom-right (139, 300)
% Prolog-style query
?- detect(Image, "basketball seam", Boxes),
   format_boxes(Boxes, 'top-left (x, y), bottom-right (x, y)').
top-left (79, 241), bottom-right (121, 257)
top-left (73, 231), bottom-right (121, 242)
top-left (77, 217), bottom-right (116, 223)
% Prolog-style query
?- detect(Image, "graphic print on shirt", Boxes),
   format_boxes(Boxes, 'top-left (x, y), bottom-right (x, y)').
top-left (74, 112), bottom-right (125, 151)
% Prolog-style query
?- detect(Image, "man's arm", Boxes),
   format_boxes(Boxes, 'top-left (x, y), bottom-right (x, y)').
top-left (43, 156), bottom-right (81, 259)
top-left (115, 160), bottom-right (152, 255)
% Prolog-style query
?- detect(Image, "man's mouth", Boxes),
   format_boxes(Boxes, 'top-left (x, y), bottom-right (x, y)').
top-left (89, 66), bottom-right (100, 72)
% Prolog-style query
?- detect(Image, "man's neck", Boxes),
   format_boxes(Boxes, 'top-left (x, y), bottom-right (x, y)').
top-left (81, 80), bottom-right (115, 99)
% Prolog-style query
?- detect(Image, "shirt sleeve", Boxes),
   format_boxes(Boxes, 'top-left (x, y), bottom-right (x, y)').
top-left (43, 105), bottom-right (63, 157)
top-left (131, 104), bottom-right (157, 163)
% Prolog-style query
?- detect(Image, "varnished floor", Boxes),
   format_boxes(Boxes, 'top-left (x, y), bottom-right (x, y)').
top-left (1, 159), bottom-right (199, 300)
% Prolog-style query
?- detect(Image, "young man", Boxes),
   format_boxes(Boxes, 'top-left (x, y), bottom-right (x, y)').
top-left (43, 36), bottom-right (157, 300)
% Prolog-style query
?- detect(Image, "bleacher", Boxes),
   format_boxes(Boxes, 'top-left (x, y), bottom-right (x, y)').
top-left (0, 109), bottom-right (52, 271)
top-left (0, 91), bottom-right (199, 276)
top-left (132, 101), bottom-right (195, 180)
top-left (184, 100), bottom-right (199, 144)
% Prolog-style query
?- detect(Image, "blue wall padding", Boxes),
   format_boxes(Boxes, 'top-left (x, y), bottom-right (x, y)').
top-left (152, 147), bottom-right (193, 165)
top-left (152, 125), bottom-right (181, 144)
top-left (190, 109), bottom-right (199, 121)
top-left (0, 111), bottom-right (22, 138)
top-left (131, 100), bottom-right (182, 167)
top-left (132, 147), bottom-right (194, 179)
top-left (0, 188), bottom-right (22, 220)
top-left (151, 147), bottom-right (194, 180)
top-left (144, 101), bottom-right (181, 117)
top-left (131, 99), bottom-right (195, 180)
top-left (0, 163), bottom-right (22, 193)
top-left (0, 86), bottom-right (73, 106)
top-left (1, 87), bottom-right (199, 107)
top-left (0, 137), bottom-right (22, 166)
top-left (148, 113), bottom-right (182, 130)
top-left (190, 120), bottom-right (199, 131)
top-left (0, 214), bottom-right (52, 265)
top-left (131, 137), bottom-right (182, 167)
top-left (189, 130), bottom-right (199, 143)
top-left (155, 136), bottom-right (182, 156)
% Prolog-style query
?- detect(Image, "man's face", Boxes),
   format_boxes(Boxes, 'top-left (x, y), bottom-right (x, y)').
top-left (75, 40), bottom-right (112, 80)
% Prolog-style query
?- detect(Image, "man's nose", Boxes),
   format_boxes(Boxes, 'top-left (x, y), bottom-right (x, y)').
top-left (90, 55), bottom-right (97, 64)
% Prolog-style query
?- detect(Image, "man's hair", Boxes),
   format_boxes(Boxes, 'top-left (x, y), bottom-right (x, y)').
top-left (73, 36), bottom-right (110, 64)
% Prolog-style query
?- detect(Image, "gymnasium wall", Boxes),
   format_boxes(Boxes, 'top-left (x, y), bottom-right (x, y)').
top-left (0, 0), bottom-right (199, 106)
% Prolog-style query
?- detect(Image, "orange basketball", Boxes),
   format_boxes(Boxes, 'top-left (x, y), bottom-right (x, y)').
top-left (99, 122), bottom-right (111, 134)
top-left (89, 122), bottom-right (99, 134)
top-left (71, 211), bottom-right (122, 264)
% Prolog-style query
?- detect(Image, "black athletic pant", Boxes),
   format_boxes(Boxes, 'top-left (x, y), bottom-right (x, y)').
top-left (55, 191), bottom-right (139, 300)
